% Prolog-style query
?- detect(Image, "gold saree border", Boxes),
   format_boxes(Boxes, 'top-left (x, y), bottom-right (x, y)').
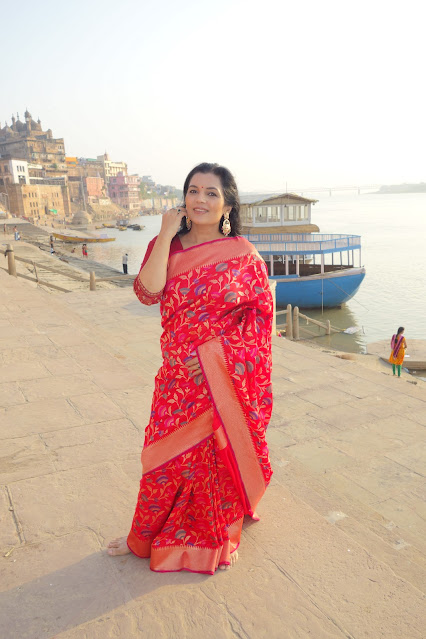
top-left (197, 337), bottom-right (266, 513)
top-left (167, 236), bottom-right (258, 280)
top-left (127, 517), bottom-right (243, 574)
top-left (142, 408), bottom-right (214, 475)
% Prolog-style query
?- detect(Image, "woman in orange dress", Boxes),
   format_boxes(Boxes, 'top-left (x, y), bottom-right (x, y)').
top-left (389, 327), bottom-right (407, 377)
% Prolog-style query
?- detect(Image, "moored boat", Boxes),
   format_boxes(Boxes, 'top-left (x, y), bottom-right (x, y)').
top-left (239, 192), bottom-right (365, 308)
top-left (53, 232), bottom-right (115, 243)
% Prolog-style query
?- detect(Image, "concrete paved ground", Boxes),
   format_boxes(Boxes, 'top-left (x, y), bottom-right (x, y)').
top-left (0, 268), bottom-right (425, 638)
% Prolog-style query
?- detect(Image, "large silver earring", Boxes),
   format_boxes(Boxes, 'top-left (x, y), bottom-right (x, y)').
top-left (221, 211), bottom-right (231, 236)
top-left (185, 216), bottom-right (192, 231)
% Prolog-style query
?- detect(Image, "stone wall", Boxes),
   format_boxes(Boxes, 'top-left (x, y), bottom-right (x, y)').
top-left (2, 183), bottom-right (69, 223)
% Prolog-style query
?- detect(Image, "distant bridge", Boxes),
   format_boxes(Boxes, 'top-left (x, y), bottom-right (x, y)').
top-left (291, 185), bottom-right (381, 196)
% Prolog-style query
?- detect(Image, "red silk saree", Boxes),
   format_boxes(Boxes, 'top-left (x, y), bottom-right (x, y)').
top-left (128, 236), bottom-right (273, 574)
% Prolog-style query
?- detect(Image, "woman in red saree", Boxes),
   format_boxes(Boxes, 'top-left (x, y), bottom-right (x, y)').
top-left (108, 163), bottom-right (273, 574)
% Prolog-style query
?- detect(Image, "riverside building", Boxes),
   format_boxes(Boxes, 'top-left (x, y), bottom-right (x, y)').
top-left (0, 111), bottom-right (67, 178)
top-left (0, 110), bottom-right (71, 222)
top-left (108, 172), bottom-right (141, 213)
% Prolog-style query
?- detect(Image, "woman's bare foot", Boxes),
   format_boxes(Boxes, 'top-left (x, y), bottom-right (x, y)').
top-left (219, 550), bottom-right (239, 571)
top-left (107, 537), bottom-right (131, 556)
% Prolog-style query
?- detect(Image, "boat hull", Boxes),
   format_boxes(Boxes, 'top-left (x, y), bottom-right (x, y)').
top-left (272, 268), bottom-right (366, 308)
top-left (53, 233), bottom-right (115, 243)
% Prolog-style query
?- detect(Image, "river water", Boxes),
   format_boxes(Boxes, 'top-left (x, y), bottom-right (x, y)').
top-left (84, 191), bottom-right (426, 353)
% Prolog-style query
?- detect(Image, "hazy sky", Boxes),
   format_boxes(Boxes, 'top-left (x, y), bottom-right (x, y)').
top-left (1, 0), bottom-right (424, 191)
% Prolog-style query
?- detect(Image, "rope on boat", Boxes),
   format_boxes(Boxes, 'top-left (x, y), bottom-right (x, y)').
top-left (328, 278), bottom-right (370, 311)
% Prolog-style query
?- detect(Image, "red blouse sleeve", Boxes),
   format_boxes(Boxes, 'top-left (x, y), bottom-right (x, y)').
top-left (133, 235), bottom-right (183, 306)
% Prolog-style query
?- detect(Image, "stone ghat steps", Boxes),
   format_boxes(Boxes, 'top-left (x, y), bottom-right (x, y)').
top-left (57, 253), bottom-right (134, 287)
top-left (1, 274), bottom-right (425, 638)
top-left (12, 222), bottom-right (51, 245)
top-left (270, 451), bottom-right (426, 593)
top-left (3, 240), bottom-right (133, 292)
top-left (52, 288), bottom-right (426, 591)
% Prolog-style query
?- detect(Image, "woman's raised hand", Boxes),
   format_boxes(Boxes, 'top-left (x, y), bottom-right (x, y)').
top-left (159, 206), bottom-right (186, 240)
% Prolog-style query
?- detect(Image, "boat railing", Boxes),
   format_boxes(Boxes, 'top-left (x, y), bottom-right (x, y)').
top-left (246, 233), bottom-right (361, 254)
top-left (246, 232), bottom-right (358, 242)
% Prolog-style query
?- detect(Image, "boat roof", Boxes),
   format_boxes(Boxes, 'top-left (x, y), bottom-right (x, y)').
top-left (246, 232), bottom-right (361, 255)
top-left (240, 192), bottom-right (318, 205)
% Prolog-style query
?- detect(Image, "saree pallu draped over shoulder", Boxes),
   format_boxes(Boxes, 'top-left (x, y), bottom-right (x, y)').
top-left (389, 334), bottom-right (406, 366)
top-left (128, 236), bottom-right (273, 574)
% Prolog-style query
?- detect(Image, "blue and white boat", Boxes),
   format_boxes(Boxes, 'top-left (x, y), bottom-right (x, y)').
top-left (239, 193), bottom-right (365, 308)
top-left (245, 232), bottom-right (365, 309)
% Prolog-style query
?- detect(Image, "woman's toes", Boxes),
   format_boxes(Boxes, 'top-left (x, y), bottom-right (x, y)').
top-left (107, 539), bottom-right (120, 548)
top-left (218, 549), bottom-right (239, 571)
top-left (106, 537), bottom-right (130, 556)
top-left (230, 550), bottom-right (239, 566)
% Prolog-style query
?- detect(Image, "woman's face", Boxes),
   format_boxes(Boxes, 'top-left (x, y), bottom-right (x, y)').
top-left (185, 172), bottom-right (231, 228)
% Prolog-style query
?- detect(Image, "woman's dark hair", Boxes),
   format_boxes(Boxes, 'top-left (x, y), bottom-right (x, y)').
top-left (178, 162), bottom-right (241, 236)
top-left (396, 326), bottom-right (405, 336)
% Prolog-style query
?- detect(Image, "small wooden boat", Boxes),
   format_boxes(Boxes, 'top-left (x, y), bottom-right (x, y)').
top-left (117, 226), bottom-right (127, 231)
top-left (102, 223), bottom-right (115, 228)
top-left (53, 232), bottom-right (115, 243)
top-left (128, 224), bottom-right (144, 230)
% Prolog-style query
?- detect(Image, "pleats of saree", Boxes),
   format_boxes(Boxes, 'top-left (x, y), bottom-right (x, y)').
top-left (127, 434), bottom-right (245, 574)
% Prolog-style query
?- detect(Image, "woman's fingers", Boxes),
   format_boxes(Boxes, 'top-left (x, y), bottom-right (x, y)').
top-left (160, 206), bottom-right (186, 237)
top-left (184, 355), bottom-right (203, 378)
top-left (185, 356), bottom-right (199, 368)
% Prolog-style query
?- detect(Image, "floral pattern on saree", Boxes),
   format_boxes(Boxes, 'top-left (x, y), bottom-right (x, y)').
top-left (129, 236), bottom-right (273, 573)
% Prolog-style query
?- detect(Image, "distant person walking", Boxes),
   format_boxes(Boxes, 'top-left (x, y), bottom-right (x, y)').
top-left (389, 326), bottom-right (407, 377)
top-left (50, 239), bottom-right (55, 255)
top-left (122, 253), bottom-right (128, 274)
top-left (14, 225), bottom-right (18, 241)
top-left (82, 243), bottom-right (88, 258)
